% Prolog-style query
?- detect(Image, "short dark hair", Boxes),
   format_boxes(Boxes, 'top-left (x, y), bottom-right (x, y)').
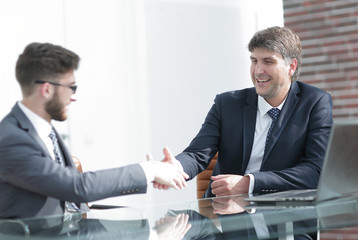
top-left (15, 42), bottom-right (80, 96)
top-left (248, 26), bottom-right (302, 81)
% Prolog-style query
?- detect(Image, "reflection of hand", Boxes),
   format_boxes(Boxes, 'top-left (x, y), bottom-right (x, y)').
top-left (211, 174), bottom-right (250, 196)
top-left (148, 147), bottom-right (186, 190)
top-left (211, 195), bottom-right (247, 215)
top-left (154, 213), bottom-right (192, 240)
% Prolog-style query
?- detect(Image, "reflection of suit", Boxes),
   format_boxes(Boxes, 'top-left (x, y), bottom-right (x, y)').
top-left (176, 81), bottom-right (333, 198)
top-left (218, 211), bottom-right (317, 240)
top-left (0, 103), bottom-right (147, 218)
top-left (0, 215), bottom-right (150, 240)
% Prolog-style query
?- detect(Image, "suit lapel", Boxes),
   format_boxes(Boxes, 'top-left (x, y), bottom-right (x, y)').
top-left (242, 89), bottom-right (258, 172)
top-left (262, 81), bottom-right (301, 165)
top-left (12, 103), bottom-right (75, 168)
top-left (11, 104), bottom-right (52, 159)
top-left (53, 128), bottom-right (75, 168)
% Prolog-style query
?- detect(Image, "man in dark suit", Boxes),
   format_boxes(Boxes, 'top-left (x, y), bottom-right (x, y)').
top-left (0, 42), bottom-right (188, 219)
top-left (156, 26), bottom-right (333, 198)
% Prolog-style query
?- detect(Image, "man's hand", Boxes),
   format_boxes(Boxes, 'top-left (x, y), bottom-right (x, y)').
top-left (147, 147), bottom-right (186, 190)
top-left (154, 213), bottom-right (191, 240)
top-left (211, 195), bottom-right (248, 215)
top-left (148, 160), bottom-right (188, 190)
top-left (211, 174), bottom-right (250, 196)
top-left (161, 147), bottom-right (183, 169)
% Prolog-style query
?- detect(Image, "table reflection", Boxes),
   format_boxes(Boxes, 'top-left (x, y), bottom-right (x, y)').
top-left (1, 194), bottom-right (358, 239)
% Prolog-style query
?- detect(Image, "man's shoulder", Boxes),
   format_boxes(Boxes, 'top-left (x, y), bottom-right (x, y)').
top-left (295, 81), bottom-right (329, 96)
top-left (0, 110), bottom-right (26, 144)
top-left (0, 111), bottom-right (17, 130)
top-left (217, 87), bottom-right (256, 100)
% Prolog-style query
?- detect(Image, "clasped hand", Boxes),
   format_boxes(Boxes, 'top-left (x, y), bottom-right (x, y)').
top-left (154, 213), bottom-right (191, 240)
top-left (147, 147), bottom-right (188, 190)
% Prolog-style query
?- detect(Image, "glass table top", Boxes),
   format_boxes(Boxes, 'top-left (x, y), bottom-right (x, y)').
top-left (1, 194), bottom-right (358, 239)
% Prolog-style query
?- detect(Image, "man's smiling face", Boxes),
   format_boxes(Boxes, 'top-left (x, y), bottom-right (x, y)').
top-left (250, 48), bottom-right (296, 107)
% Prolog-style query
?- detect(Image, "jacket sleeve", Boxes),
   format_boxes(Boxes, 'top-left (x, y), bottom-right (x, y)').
top-left (0, 126), bottom-right (147, 203)
top-left (176, 94), bottom-right (222, 180)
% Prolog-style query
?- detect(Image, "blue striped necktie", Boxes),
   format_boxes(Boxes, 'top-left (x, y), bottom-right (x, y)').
top-left (265, 108), bottom-right (281, 147)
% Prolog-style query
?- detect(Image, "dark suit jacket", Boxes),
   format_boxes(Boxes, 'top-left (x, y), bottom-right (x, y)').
top-left (0, 103), bottom-right (147, 219)
top-left (176, 81), bottom-right (333, 198)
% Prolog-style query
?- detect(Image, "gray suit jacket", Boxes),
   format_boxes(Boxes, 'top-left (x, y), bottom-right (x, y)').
top-left (0, 103), bottom-right (147, 219)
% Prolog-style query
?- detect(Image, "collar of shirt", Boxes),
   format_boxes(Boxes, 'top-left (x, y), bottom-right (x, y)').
top-left (257, 96), bottom-right (286, 120)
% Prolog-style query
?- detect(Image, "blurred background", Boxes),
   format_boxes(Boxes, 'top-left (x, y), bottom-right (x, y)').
top-left (0, 0), bottom-right (357, 207)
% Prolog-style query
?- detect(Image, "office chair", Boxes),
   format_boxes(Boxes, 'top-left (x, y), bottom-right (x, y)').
top-left (72, 156), bottom-right (83, 173)
top-left (196, 153), bottom-right (219, 225)
top-left (196, 153), bottom-right (218, 199)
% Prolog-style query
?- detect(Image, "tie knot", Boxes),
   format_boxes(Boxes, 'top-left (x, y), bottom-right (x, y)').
top-left (267, 108), bottom-right (280, 121)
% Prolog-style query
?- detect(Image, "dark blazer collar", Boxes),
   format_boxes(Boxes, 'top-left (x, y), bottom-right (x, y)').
top-left (11, 103), bottom-right (52, 159)
top-left (262, 81), bottom-right (301, 165)
top-left (12, 103), bottom-right (34, 131)
top-left (11, 103), bottom-right (75, 168)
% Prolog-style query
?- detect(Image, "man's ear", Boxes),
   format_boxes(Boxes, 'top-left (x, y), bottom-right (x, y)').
top-left (289, 58), bottom-right (298, 76)
top-left (39, 82), bottom-right (53, 99)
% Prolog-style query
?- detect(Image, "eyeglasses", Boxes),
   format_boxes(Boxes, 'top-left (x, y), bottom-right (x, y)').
top-left (34, 80), bottom-right (77, 94)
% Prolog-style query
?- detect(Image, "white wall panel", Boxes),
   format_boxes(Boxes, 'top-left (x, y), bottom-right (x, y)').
top-left (0, 0), bottom-right (283, 206)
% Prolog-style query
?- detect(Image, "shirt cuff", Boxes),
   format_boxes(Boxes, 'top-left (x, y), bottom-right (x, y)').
top-left (247, 173), bottom-right (255, 194)
top-left (139, 162), bottom-right (155, 184)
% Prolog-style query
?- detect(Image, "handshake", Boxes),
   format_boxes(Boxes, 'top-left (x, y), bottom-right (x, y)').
top-left (143, 147), bottom-right (189, 191)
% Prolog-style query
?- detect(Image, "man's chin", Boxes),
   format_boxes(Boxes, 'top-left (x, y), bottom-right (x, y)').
top-left (52, 113), bottom-right (67, 122)
top-left (60, 114), bottom-right (68, 121)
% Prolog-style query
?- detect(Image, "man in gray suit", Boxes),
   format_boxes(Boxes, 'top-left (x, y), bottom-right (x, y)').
top-left (0, 42), bottom-right (188, 219)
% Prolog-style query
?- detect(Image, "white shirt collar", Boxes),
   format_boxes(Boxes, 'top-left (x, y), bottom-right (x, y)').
top-left (17, 101), bottom-right (53, 140)
top-left (258, 95), bottom-right (287, 118)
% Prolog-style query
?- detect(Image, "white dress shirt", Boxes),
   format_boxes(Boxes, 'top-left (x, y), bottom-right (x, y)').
top-left (245, 96), bottom-right (286, 193)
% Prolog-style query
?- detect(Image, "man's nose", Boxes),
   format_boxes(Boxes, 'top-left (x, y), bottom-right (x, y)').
top-left (254, 62), bottom-right (265, 75)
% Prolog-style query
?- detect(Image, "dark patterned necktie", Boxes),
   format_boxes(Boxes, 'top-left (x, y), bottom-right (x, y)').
top-left (49, 128), bottom-right (80, 213)
top-left (49, 128), bottom-right (64, 166)
top-left (265, 108), bottom-right (281, 147)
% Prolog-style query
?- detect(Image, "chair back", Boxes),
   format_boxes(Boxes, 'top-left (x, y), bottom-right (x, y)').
top-left (72, 156), bottom-right (83, 173)
top-left (196, 153), bottom-right (218, 198)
